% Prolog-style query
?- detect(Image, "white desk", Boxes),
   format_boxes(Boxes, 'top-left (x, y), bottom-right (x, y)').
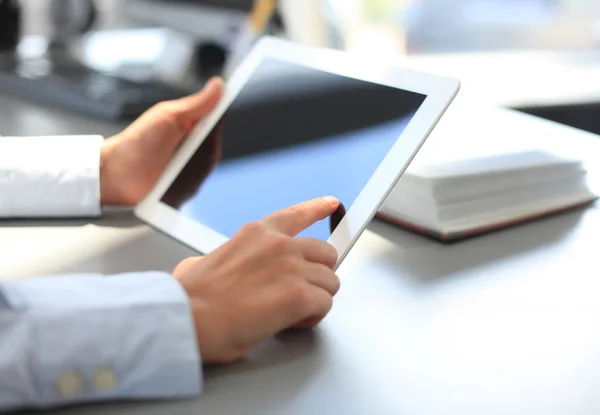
top-left (2, 106), bottom-right (600, 414)
top-left (397, 49), bottom-right (600, 109)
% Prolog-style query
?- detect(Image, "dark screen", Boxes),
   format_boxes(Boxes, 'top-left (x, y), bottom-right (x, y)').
top-left (161, 58), bottom-right (426, 240)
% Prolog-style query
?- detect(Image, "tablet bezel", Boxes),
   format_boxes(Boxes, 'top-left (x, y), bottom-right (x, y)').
top-left (135, 36), bottom-right (460, 268)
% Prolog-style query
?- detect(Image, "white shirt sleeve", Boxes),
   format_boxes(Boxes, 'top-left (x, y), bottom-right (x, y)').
top-left (0, 272), bottom-right (202, 411)
top-left (0, 135), bottom-right (103, 218)
top-left (0, 134), bottom-right (203, 411)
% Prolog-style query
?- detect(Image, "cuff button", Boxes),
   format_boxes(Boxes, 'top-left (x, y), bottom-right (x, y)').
top-left (57, 370), bottom-right (84, 398)
top-left (93, 368), bottom-right (118, 391)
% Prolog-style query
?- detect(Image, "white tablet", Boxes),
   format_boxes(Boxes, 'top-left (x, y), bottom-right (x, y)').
top-left (135, 36), bottom-right (460, 268)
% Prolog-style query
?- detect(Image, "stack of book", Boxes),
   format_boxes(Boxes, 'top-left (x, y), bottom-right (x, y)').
top-left (378, 150), bottom-right (598, 241)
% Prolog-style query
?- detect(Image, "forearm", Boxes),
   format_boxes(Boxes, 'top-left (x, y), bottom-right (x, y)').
top-left (98, 136), bottom-right (122, 206)
top-left (0, 272), bottom-right (201, 411)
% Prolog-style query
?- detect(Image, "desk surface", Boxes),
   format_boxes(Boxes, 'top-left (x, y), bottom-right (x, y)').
top-left (2, 99), bottom-right (600, 414)
top-left (397, 49), bottom-right (600, 109)
top-left (1, 203), bottom-right (598, 415)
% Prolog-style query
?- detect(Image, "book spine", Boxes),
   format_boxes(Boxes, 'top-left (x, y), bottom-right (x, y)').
top-left (376, 197), bottom-right (598, 242)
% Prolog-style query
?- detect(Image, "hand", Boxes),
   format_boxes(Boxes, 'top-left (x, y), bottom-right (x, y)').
top-left (99, 77), bottom-right (224, 206)
top-left (173, 197), bottom-right (341, 364)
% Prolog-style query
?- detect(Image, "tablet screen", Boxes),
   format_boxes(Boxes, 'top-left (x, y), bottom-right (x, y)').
top-left (161, 58), bottom-right (426, 240)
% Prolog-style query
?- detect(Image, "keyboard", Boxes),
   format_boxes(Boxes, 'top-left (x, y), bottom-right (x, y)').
top-left (0, 52), bottom-right (192, 120)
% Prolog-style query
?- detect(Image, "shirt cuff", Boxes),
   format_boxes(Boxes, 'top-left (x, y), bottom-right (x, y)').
top-left (0, 135), bottom-right (103, 218)
top-left (0, 272), bottom-right (201, 410)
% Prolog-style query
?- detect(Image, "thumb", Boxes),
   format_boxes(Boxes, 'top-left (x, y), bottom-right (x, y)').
top-left (170, 77), bottom-right (224, 127)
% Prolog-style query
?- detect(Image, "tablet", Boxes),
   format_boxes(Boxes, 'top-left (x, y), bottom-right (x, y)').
top-left (135, 36), bottom-right (460, 268)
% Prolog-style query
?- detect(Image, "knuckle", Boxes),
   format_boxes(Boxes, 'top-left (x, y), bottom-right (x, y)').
top-left (240, 220), bottom-right (266, 236)
top-left (314, 288), bottom-right (333, 317)
top-left (321, 293), bottom-right (334, 312)
top-left (315, 264), bottom-right (340, 295)
top-left (281, 204), bottom-right (304, 222)
top-left (286, 281), bottom-right (312, 309)
top-left (278, 255), bottom-right (304, 275)
top-left (304, 239), bottom-right (338, 268)
top-left (323, 244), bottom-right (339, 267)
top-left (330, 273), bottom-right (341, 294)
top-left (153, 100), bottom-right (174, 113)
top-left (286, 204), bottom-right (303, 216)
top-left (263, 233), bottom-right (293, 253)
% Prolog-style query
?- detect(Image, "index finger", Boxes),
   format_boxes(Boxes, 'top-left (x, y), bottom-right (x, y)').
top-left (263, 196), bottom-right (340, 237)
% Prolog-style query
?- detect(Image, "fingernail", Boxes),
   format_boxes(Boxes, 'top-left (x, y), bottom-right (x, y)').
top-left (322, 196), bottom-right (339, 207)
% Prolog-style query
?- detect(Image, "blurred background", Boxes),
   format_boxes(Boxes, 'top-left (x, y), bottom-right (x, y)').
top-left (14, 0), bottom-right (600, 53)
top-left (0, 0), bottom-right (599, 133)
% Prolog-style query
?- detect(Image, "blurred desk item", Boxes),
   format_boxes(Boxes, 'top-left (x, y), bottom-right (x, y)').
top-left (223, 0), bottom-right (277, 78)
top-left (0, 90), bottom-right (125, 137)
top-left (0, 0), bottom-right (195, 120)
top-left (125, 0), bottom-right (343, 59)
top-left (122, 0), bottom-right (254, 49)
top-left (0, 51), bottom-right (189, 120)
top-left (77, 28), bottom-right (198, 86)
top-left (0, 0), bottom-right (21, 52)
top-left (0, 0), bottom-right (284, 119)
top-left (2, 99), bottom-right (600, 414)
top-left (396, 49), bottom-right (600, 134)
top-left (48, 0), bottom-right (97, 49)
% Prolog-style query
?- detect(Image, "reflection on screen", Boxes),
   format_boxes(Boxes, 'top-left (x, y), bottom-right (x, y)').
top-left (161, 58), bottom-right (426, 240)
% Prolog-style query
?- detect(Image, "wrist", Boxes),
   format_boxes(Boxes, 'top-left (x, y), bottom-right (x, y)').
top-left (174, 260), bottom-right (239, 365)
top-left (99, 139), bottom-right (119, 205)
